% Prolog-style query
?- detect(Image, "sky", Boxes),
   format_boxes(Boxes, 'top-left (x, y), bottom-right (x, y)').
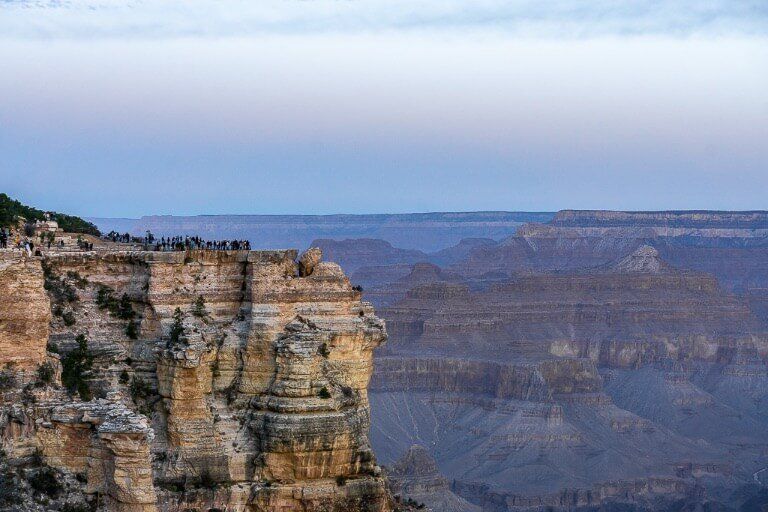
top-left (0, 1), bottom-right (767, 218)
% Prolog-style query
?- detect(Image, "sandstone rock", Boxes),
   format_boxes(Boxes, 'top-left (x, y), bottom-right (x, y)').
top-left (1, 247), bottom-right (393, 511)
top-left (299, 247), bottom-right (323, 277)
top-left (0, 253), bottom-right (50, 369)
top-left (612, 245), bottom-right (666, 273)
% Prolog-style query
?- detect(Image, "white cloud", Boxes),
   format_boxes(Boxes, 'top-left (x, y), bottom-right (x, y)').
top-left (0, 0), bottom-right (766, 39)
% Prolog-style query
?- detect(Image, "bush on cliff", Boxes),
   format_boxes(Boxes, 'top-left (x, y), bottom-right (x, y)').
top-left (61, 334), bottom-right (94, 400)
top-left (95, 285), bottom-right (119, 313)
top-left (191, 295), bottom-right (209, 321)
top-left (117, 293), bottom-right (135, 321)
top-left (42, 262), bottom-right (79, 304)
top-left (167, 308), bottom-right (187, 348)
top-left (0, 368), bottom-right (15, 391)
top-left (29, 467), bottom-right (63, 498)
top-left (36, 363), bottom-right (55, 386)
top-left (125, 321), bottom-right (139, 339)
top-left (0, 469), bottom-right (21, 508)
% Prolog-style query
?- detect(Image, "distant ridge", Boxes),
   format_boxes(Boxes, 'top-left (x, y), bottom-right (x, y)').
top-left (87, 211), bottom-right (554, 252)
top-left (552, 210), bottom-right (768, 229)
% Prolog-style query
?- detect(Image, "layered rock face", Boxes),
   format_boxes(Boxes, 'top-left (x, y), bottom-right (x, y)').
top-left (316, 213), bottom-right (768, 511)
top-left (0, 253), bottom-right (50, 369)
top-left (0, 247), bottom-right (394, 512)
top-left (388, 446), bottom-right (479, 512)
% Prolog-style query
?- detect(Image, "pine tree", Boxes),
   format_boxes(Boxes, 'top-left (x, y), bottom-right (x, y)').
top-left (191, 295), bottom-right (208, 320)
top-left (118, 293), bottom-right (135, 320)
top-left (61, 334), bottom-right (94, 400)
top-left (168, 308), bottom-right (186, 348)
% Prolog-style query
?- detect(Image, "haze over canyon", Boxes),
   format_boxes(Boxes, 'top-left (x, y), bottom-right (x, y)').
top-left (78, 209), bottom-right (768, 511)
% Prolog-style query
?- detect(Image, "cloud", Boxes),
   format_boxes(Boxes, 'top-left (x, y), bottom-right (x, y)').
top-left (0, 0), bottom-right (766, 39)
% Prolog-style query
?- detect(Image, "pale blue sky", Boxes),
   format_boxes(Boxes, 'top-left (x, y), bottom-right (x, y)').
top-left (1, 1), bottom-right (766, 217)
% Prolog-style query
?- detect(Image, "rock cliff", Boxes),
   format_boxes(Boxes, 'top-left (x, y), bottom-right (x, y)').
top-left (314, 217), bottom-right (768, 511)
top-left (0, 247), bottom-right (398, 512)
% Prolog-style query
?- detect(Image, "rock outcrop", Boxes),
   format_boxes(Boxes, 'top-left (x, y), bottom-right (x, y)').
top-left (0, 246), bottom-right (394, 512)
top-left (0, 253), bottom-right (50, 369)
top-left (388, 446), bottom-right (479, 512)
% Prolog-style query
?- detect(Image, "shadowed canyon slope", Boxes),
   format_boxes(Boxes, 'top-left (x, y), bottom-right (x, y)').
top-left (305, 210), bottom-right (768, 511)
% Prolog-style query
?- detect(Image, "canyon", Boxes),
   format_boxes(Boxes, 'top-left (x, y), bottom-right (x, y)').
top-left (310, 210), bottom-right (768, 511)
top-left (4, 208), bottom-right (767, 511)
top-left (0, 242), bottom-right (414, 511)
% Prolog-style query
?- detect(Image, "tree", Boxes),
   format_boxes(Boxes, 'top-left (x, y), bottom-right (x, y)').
top-left (61, 334), bottom-right (94, 400)
top-left (167, 308), bottom-right (186, 348)
top-left (191, 295), bottom-right (208, 320)
top-left (118, 293), bottom-right (135, 320)
top-left (0, 193), bottom-right (100, 235)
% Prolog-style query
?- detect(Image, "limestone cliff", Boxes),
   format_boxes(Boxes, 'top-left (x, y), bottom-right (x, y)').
top-left (0, 247), bottom-right (399, 512)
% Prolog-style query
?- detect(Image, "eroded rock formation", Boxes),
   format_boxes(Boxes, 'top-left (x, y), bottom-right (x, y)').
top-left (315, 212), bottom-right (768, 511)
top-left (0, 247), bottom-right (398, 512)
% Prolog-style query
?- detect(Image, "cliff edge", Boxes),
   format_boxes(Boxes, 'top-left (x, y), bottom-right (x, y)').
top-left (0, 246), bottom-right (402, 512)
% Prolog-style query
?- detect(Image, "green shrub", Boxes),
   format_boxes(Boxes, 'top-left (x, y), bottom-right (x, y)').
top-left (130, 377), bottom-right (155, 416)
top-left (199, 470), bottom-right (216, 489)
top-left (0, 369), bottom-right (15, 391)
top-left (318, 386), bottom-right (332, 399)
top-left (130, 377), bottom-right (152, 402)
top-left (118, 294), bottom-right (135, 320)
top-left (125, 321), bottom-right (138, 339)
top-left (61, 503), bottom-right (92, 512)
top-left (98, 286), bottom-right (139, 338)
top-left (0, 470), bottom-right (21, 507)
top-left (61, 334), bottom-right (93, 400)
top-left (167, 308), bottom-right (186, 348)
top-left (62, 310), bottom-right (76, 326)
top-left (37, 363), bottom-right (54, 385)
top-left (29, 467), bottom-right (63, 498)
top-left (43, 268), bottom-right (78, 304)
top-left (119, 370), bottom-right (130, 384)
top-left (191, 295), bottom-right (208, 320)
top-left (96, 285), bottom-right (119, 313)
top-left (66, 271), bottom-right (89, 289)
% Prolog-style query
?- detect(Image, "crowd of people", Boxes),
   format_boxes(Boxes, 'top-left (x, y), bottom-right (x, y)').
top-left (2, 228), bottom-right (252, 255)
top-left (105, 231), bottom-right (133, 243)
top-left (151, 236), bottom-right (251, 251)
top-left (0, 229), bottom-right (49, 256)
top-left (76, 238), bottom-right (94, 251)
top-left (104, 231), bottom-right (251, 252)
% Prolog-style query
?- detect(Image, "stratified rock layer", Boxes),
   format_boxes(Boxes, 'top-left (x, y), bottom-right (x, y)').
top-left (314, 213), bottom-right (768, 511)
top-left (0, 247), bottom-right (392, 512)
top-left (0, 253), bottom-right (50, 369)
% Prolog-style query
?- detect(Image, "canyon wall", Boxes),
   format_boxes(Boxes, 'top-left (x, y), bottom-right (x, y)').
top-left (0, 248), bottom-right (398, 512)
top-left (315, 212), bottom-right (768, 511)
